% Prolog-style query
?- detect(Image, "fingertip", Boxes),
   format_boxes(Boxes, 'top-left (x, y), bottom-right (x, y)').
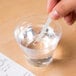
top-left (64, 17), bottom-right (74, 25)
top-left (49, 10), bottom-right (60, 20)
top-left (67, 21), bottom-right (74, 25)
top-left (64, 13), bottom-right (74, 25)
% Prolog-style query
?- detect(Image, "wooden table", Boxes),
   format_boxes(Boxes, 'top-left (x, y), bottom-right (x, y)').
top-left (0, 0), bottom-right (76, 76)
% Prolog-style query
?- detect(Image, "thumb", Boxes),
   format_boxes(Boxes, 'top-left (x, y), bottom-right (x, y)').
top-left (49, 0), bottom-right (75, 19)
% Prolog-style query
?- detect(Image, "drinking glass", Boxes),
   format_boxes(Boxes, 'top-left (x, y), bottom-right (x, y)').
top-left (14, 15), bottom-right (62, 67)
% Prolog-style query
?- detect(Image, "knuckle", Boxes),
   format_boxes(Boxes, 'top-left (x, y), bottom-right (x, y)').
top-left (56, 2), bottom-right (68, 16)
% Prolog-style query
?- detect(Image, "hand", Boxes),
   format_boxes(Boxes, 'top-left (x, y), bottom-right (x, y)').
top-left (47, 0), bottom-right (76, 25)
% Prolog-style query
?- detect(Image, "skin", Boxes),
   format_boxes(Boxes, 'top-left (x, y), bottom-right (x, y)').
top-left (47, 0), bottom-right (76, 25)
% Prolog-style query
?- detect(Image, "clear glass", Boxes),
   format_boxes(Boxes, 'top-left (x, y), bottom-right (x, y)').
top-left (14, 15), bottom-right (62, 67)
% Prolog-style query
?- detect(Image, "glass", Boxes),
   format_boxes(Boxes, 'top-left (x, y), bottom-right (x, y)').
top-left (14, 15), bottom-right (62, 67)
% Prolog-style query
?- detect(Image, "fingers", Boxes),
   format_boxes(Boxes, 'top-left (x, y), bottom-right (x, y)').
top-left (49, 0), bottom-right (74, 19)
top-left (73, 11), bottom-right (76, 21)
top-left (64, 13), bottom-right (74, 25)
top-left (47, 0), bottom-right (59, 13)
top-left (64, 11), bottom-right (76, 25)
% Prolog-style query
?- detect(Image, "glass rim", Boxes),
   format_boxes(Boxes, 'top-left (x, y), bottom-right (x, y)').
top-left (14, 14), bottom-right (62, 51)
top-left (15, 14), bottom-right (62, 32)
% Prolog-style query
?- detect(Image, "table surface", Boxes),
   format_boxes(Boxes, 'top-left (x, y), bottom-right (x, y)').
top-left (0, 0), bottom-right (76, 76)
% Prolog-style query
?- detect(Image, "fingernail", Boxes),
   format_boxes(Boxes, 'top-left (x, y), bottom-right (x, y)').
top-left (49, 10), bottom-right (60, 20)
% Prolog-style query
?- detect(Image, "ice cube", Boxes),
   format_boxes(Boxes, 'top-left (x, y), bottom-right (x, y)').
top-left (27, 40), bottom-right (44, 50)
top-left (18, 26), bottom-right (35, 46)
top-left (25, 26), bottom-right (35, 44)
top-left (45, 26), bottom-right (55, 38)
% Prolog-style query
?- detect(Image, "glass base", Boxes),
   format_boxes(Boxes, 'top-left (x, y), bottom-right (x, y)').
top-left (27, 56), bottom-right (53, 67)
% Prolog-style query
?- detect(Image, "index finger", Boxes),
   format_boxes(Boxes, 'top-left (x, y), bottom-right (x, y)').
top-left (47, 0), bottom-right (59, 13)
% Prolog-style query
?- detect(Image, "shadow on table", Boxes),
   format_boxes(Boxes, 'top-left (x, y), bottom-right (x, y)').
top-left (50, 35), bottom-right (76, 67)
